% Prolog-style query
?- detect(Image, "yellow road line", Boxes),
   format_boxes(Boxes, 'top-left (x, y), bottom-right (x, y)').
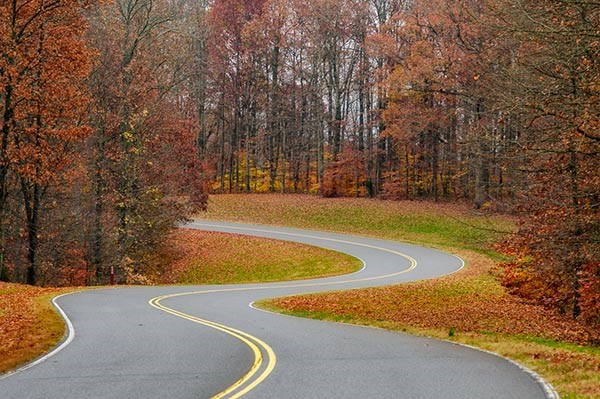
top-left (192, 223), bottom-right (419, 282)
top-left (150, 223), bottom-right (419, 398)
top-left (149, 294), bottom-right (276, 399)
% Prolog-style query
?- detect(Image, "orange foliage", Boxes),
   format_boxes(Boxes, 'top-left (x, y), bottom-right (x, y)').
top-left (0, 0), bottom-right (95, 285)
top-left (320, 146), bottom-right (367, 198)
top-left (580, 262), bottom-right (600, 326)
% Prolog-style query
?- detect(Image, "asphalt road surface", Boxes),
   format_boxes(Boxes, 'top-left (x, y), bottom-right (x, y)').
top-left (0, 221), bottom-right (557, 399)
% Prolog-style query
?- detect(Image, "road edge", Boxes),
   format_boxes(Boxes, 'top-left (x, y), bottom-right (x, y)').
top-left (250, 301), bottom-right (560, 399)
top-left (455, 341), bottom-right (560, 399)
top-left (0, 292), bottom-right (77, 380)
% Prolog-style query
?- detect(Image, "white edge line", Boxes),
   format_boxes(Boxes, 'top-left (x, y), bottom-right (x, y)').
top-left (249, 252), bottom-right (558, 399)
top-left (249, 302), bottom-right (559, 399)
top-left (454, 342), bottom-right (560, 399)
top-left (349, 257), bottom-right (367, 275)
top-left (0, 292), bottom-right (77, 380)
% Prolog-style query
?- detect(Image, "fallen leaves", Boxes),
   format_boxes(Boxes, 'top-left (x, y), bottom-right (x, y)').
top-left (160, 229), bottom-right (361, 284)
top-left (197, 193), bottom-right (515, 254)
top-left (0, 283), bottom-right (71, 373)
top-left (270, 251), bottom-right (598, 344)
top-left (265, 250), bottom-right (600, 398)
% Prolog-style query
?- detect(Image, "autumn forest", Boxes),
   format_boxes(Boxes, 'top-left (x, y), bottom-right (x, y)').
top-left (1, 0), bottom-right (599, 328)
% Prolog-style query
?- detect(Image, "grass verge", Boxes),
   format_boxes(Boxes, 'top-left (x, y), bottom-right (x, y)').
top-left (202, 194), bottom-right (600, 399)
top-left (197, 194), bottom-right (514, 258)
top-left (161, 228), bottom-right (361, 284)
top-left (0, 283), bottom-right (76, 374)
top-left (258, 252), bottom-right (600, 398)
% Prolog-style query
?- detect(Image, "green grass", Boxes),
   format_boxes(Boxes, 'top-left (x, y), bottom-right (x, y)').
top-left (163, 229), bottom-right (362, 285)
top-left (197, 194), bottom-right (514, 256)
top-left (519, 336), bottom-right (600, 356)
top-left (180, 255), bottom-right (359, 285)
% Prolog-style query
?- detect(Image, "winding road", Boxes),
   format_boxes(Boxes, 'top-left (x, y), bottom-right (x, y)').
top-left (0, 221), bottom-right (556, 399)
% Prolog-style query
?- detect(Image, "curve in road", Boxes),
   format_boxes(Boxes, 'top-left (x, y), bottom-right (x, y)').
top-left (0, 221), bottom-right (558, 399)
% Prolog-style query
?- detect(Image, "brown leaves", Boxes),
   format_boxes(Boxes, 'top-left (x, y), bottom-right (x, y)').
top-left (271, 251), bottom-right (599, 345)
top-left (0, 282), bottom-right (67, 373)
top-left (159, 228), bottom-right (359, 284)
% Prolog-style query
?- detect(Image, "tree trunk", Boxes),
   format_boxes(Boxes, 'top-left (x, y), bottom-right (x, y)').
top-left (432, 131), bottom-right (439, 202)
top-left (0, 81), bottom-right (13, 281)
top-left (405, 144), bottom-right (410, 199)
top-left (219, 96), bottom-right (226, 192)
top-left (91, 137), bottom-right (106, 284)
top-left (22, 180), bottom-right (41, 285)
top-left (193, 0), bottom-right (209, 157)
top-left (245, 125), bottom-right (251, 193)
top-left (473, 156), bottom-right (490, 208)
top-left (281, 129), bottom-right (286, 193)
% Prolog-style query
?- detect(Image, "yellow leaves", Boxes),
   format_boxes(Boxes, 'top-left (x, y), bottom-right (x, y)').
top-left (145, 186), bottom-right (159, 195)
top-left (121, 130), bottom-right (136, 143)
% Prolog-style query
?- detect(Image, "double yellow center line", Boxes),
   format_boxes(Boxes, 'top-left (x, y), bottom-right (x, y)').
top-left (149, 223), bottom-right (418, 398)
top-left (149, 291), bottom-right (276, 399)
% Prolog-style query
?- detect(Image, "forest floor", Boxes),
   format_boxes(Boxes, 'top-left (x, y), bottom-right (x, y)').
top-left (199, 194), bottom-right (600, 399)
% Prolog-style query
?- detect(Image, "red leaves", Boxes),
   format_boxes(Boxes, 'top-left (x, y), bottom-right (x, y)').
top-left (320, 146), bottom-right (368, 198)
top-left (580, 262), bottom-right (600, 326)
top-left (498, 207), bottom-right (600, 328)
